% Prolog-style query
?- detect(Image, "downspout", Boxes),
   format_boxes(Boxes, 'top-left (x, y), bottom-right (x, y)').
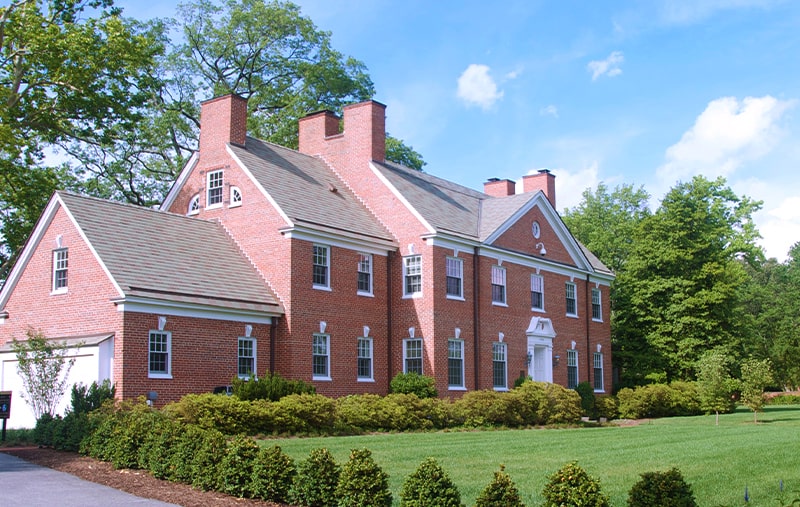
top-left (269, 316), bottom-right (278, 374)
top-left (585, 275), bottom-right (591, 386)
top-left (473, 247), bottom-right (481, 390)
top-left (387, 251), bottom-right (394, 394)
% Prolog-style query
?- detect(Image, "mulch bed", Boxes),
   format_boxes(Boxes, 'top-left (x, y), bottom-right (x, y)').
top-left (1, 447), bottom-right (285, 507)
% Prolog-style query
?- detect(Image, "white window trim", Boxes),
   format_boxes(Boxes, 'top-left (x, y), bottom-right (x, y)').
top-left (237, 337), bottom-right (256, 379)
top-left (491, 265), bottom-right (507, 307)
top-left (567, 348), bottom-right (578, 389)
top-left (312, 333), bottom-right (331, 381)
top-left (566, 282), bottom-right (578, 317)
top-left (531, 274), bottom-right (544, 312)
top-left (357, 336), bottom-right (374, 382)
top-left (312, 244), bottom-right (331, 290)
top-left (447, 338), bottom-right (466, 390)
top-left (492, 342), bottom-right (508, 391)
top-left (187, 194), bottom-right (200, 215)
top-left (229, 186), bottom-right (242, 208)
top-left (402, 337), bottom-right (423, 374)
top-left (402, 255), bottom-right (423, 298)
top-left (51, 248), bottom-right (68, 295)
top-left (148, 330), bottom-right (172, 379)
top-left (593, 351), bottom-right (605, 393)
top-left (357, 253), bottom-right (373, 297)
top-left (592, 288), bottom-right (603, 322)
top-left (445, 256), bottom-right (464, 301)
top-left (206, 169), bottom-right (224, 209)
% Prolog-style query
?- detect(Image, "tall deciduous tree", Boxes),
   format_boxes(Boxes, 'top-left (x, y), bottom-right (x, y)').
top-left (0, 0), bottom-right (164, 278)
top-left (615, 176), bottom-right (762, 384)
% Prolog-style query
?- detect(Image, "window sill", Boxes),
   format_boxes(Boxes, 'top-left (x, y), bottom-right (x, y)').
top-left (402, 293), bottom-right (423, 299)
top-left (187, 210), bottom-right (200, 216)
top-left (594, 389), bottom-right (605, 394)
top-left (357, 378), bottom-right (375, 383)
top-left (566, 313), bottom-right (579, 319)
top-left (531, 307), bottom-right (545, 313)
top-left (205, 203), bottom-right (222, 210)
top-left (313, 285), bottom-right (332, 292)
top-left (228, 202), bottom-right (242, 208)
top-left (446, 295), bottom-right (465, 301)
top-left (357, 291), bottom-right (374, 297)
top-left (492, 302), bottom-right (508, 308)
top-left (592, 318), bottom-right (603, 323)
top-left (313, 376), bottom-right (332, 382)
top-left (493, 387), bottom-right (509, 392)
top-left (448, 386), bottom-right (467, 391)
top-left (148, 373), bottom-right (173, 380)
top-left (50, 289), bottom-right (68, 296)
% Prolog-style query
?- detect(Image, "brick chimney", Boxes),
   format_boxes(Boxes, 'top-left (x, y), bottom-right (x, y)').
top-left (199, 94), bottom-right (248, 154)
top-left (298, 100), bottom-right (386, 162)
top-left (522, 169), bottom-right (556, 207)
top-left (484, 178), bottom-right (516, 197)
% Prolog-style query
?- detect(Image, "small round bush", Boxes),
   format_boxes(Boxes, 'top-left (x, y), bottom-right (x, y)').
top-left (335, 448), bottom-right (392, 507)
top-left (400, 457), bottom-right (463, 507)
top-left (251, 445), bottom-right (296, 503)
top-left (390, 372), bottom-right (438, 399)
top-left (220, 434), bottom-right (260, 497)
top-left (541, 461), bottom-right (610, 507)
top-left (627, 468), bottom-right (697, 507)
top-left (475, 465), bottom-right (525, 507)
top-left (290, 447), bottom-right (340, 507)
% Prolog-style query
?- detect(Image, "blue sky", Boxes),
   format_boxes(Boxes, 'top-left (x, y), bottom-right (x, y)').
top-left (121, 0), bottom-right (800, 260)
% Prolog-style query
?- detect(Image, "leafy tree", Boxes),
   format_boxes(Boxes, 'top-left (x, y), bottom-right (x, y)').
top-left (614, 176), bottom-right (762, 383)
top-left (386, 133), bottom-right (426, 171)
top-left (11, 330), bottom-right (77, 419)
top-left (475, 465), bottom-right (525, 507)
top-left (740, 357), bottom-right (774, 423)
top-left (695, 350), bottom-right (736, 424)
top-left (0, 0), bottom-right (164, 278)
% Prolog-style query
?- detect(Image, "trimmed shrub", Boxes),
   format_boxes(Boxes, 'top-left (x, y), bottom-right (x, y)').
top-left (189, 427), bottom-right (227, 491)
top-left (452, 390), bottom-right (523, 428)
top-left (766, 394), bottom-right (800, 405)
top-left (508, 380), bottom-right (582, 425)
top-left (667, 381), bottom-right (702, 416)
top-left (617, 383), bottom-right (702, 419)
top-left (575, 381), bottom-right (597, 418)
top-left (627, 468), bottom-right (697, 507)
top-left (163, 393), bottom-right (261, 435)
top-left (137, 416), bottom-right (185, 478)
top-left (220, 434), bottom-right (260, 497)
top-left (167, 424), bottom-right (218, 485)
top-left (252, 445), bottom-right (296, 503)
top-left (390, 372), bottom-right (438, 399)
top-left (595, 396), bottom-right (618, 420)
top-left (399, 457), bottom-right (463, 507)
top-left (233, 372), bottom-right (315, 401)
top-left (475, 465), bottom-right (525, 507)
top-left (290, 448), bottom-right (340, 507)
top-left (70, 380), bottom-right (115, 414)
top-left (34, 380), bottom-right (115, 451)
top-left (273, 393), bottom-right (336, 434)
top-left (335, 448), bottom-right (392, 507)
top-left (541, 461), bottom-right (610, 507)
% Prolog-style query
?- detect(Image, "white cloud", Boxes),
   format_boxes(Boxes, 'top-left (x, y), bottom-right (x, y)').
top-left (540, 105), bottom-right (559, 118)
top-left (587, 51), bottom-right (624, 81)
top-left (457, 64), bottom-right (504, 110)
top-left (657, 95), bottom-right (796, 182)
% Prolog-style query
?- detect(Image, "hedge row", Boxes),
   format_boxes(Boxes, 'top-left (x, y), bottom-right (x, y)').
top-left (163, 380), bottom-right (585, 436)
top-left (616, 381), bottom-right (705, 419)
top-left (80, 404), bottom-right (697, 507)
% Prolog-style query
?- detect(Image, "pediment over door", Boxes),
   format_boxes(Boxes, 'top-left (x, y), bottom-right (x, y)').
top-left (526, 316), bottom-right (555, 339)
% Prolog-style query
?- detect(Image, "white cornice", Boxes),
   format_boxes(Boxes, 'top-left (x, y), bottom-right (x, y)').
top-left (115, 296), bottom-right (277, 324)
top-left (280, 224), bottom-right (396, 256)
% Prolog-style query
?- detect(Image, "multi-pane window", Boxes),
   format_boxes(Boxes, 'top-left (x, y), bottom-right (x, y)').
top-left (403, 255), bottom-right (422, 296)
top-left (207, 170), bottom-right (224, 206)
top-left (593, 352), bottom-right (604, 392)
top-left (592, 288), bottom-right (602, 321)
top-left (52, 248), bottom-right (68, 292)
top-left (238, 338), bottom-right (256, 378)
top-left (357, 337), bottom-right (373, 380)
top-left (312, 334), bottom-right (330, 379)
top-left (491, 265), bottom-right (506, 304)
top-left (188, 195), bottom-right (200, 214)
top-left (230, 186), bottom-right (242, 207)
top-left (445, 257), bottom-right (463, 298)
top-left (567, 349), bottom-right (578, 389)
top-left (565, 282), bottom-right (577, 316)
top-left (313, 245), bottom-right (330, 288)
top-left (531, 274), bottom-right (544, 311)
top-left (148, 331), bottom-right (171, 377)
top-left (448, 339), bottom-right (464, 388)
top-left (357, 253), bottom-right (372, 295)
top-left (492, 342), bottom-right (507, 389)
top-left (403, 338), bottom-right (423, 374)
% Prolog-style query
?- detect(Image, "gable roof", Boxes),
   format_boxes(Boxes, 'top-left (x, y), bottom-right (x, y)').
top-left (1, 192), bottom-right (283, 318)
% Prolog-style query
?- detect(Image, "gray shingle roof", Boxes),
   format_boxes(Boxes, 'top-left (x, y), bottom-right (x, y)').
top-left (230, 139), bottom-right (394, 243)
top-left (58, 192), bottom-right (282, 314)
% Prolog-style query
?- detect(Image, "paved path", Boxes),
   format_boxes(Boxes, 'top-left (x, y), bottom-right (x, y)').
top-left (0, 452), bottom-right (178, 506)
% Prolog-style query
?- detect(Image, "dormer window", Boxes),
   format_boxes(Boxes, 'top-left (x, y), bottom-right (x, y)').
top-left (188, 195), bottom-right (200, 215)
top-left (207, 170), bottom-right (223, 208)
top-left (230, 186), bottom-right (242, 207)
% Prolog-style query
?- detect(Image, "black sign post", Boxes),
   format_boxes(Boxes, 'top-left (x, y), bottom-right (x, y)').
top-left (0, 391), bottom-right (11, 442)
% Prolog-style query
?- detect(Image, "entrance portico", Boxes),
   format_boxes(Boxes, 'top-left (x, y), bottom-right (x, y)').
top-left (526, 317), bottom-right (556, 383)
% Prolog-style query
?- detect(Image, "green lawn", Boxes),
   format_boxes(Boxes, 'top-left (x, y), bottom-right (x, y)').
top-left (265, 406), bottom-right (800, 506)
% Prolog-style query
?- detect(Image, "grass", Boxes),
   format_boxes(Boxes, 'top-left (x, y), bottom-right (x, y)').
top-left (265, 405), bottom-right (800, 506)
